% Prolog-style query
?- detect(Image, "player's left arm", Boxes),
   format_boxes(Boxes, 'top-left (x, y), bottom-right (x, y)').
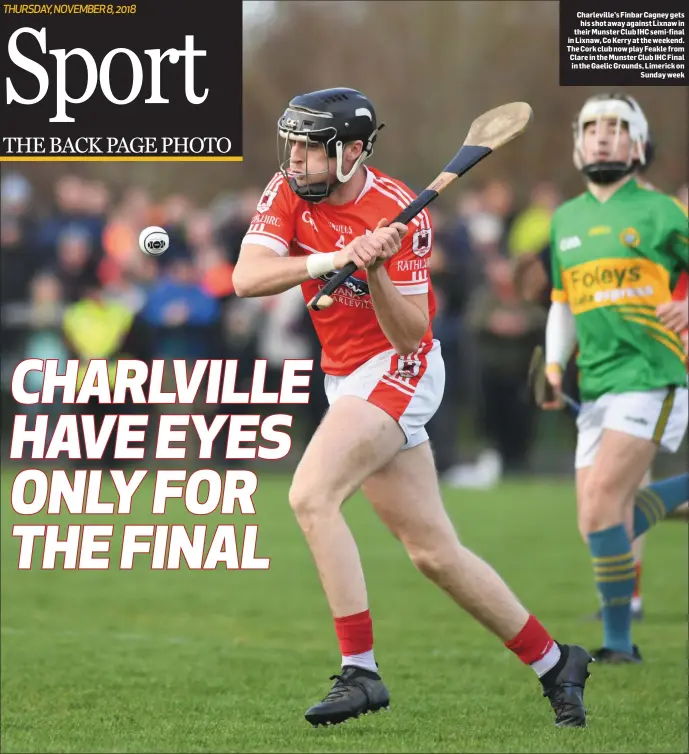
top-left (367, 214), bottom-right (432, 355)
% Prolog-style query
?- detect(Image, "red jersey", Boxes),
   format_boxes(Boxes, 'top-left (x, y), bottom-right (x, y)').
top-left (672, 270), bottom-right (688, 361)
top-left (242, 166), bottom-right (436, 375)
top-left (673, 270), bottom-right (688, 301)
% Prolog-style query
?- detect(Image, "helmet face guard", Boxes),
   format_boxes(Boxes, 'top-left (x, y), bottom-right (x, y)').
top-left (277, 107), bottom-right (339, 203)
top-left (573, 94), bottom-right (649, 185)
top-left (277, 93), bottom-right (384, 203)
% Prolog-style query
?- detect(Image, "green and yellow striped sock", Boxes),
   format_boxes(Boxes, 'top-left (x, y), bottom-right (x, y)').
top-left (588, 524), bottom-right (635, 654)
top-left (633, 473), bottom-right (689, 538)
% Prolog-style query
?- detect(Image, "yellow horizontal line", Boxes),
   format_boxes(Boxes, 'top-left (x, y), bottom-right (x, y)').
top-left (648, 332), bottom-right (687, 365)
top-left (592, 553), bottom-right (634, 564)
top-left (594, 565), bottom-right (635, 574)
top-left (596, 573), bottom-right (637, 582)
top-left (635, 496), bottom-right (659, 527)
top-left (622, 315), bottom-right (684, 348)
top-left (638, 489), bottom-right (666, 521)
top-left (614, 304), bottom-right (658, 313)
top-left (672, 197), bottom-right (688, 217)
top-left (0, 156), bottom-right (244, 162)
top-left (594, 563), bottom-right (637, 573)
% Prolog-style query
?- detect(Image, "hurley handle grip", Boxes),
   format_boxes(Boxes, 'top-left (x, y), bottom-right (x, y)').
top-left (307, 191), bottom-right (436, 312)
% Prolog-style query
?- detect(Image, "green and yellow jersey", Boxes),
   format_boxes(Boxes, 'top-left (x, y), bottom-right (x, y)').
top-left (550, 178), bottom-right (688, 401)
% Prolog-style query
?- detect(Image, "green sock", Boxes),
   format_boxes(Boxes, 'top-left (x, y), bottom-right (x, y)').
top-left (589, 524), bottom-right (635, 654)
top-left (633, 473), bottom-right (689, 538)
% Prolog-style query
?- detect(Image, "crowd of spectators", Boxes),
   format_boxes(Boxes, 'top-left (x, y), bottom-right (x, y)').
top-left (2, 170), bottom-right (686, 483)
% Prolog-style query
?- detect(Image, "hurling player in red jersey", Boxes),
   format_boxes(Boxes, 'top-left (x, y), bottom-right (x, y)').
top-left (658, 270), bottom-right (688, 356)
top-left (657, 269), bottom-right (689, 522)
top-left (233, 88), bottom-right (592, 728)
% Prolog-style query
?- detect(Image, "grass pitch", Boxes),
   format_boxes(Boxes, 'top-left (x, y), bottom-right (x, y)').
top-left (1, 468), bottom-right (687, 753)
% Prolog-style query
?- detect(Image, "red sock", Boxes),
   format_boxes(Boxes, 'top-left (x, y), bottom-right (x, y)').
top-left (334, 610), bottom-right (373, 655)
top-left (505, 615), bottom-right (555, 666)
top-left (633, 562), bottom-right (642, 599)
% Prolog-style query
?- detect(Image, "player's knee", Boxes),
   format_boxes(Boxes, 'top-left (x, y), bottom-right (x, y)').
top-left (288, 479), bottom-right (329, 531)
top-left (407, 541), bottom-right (455, 582)
top-left (578, 500), bottom-right (620, 538)
top-left (579, 476), bottom-right (624, 533)
top-left (409, 548), bottom-right (443, 580)
top-left (584, 474), bottom-right (614, 505)
top-left (288, 480), bottom-right (315, 521)
top-left (578, 504), bottom-right (601, 537)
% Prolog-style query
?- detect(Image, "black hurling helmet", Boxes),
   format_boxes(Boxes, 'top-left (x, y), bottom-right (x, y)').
top-left (277, 87), bottom-right (384, 203)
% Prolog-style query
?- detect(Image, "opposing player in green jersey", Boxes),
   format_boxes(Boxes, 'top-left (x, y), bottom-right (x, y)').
top-left (543, 93), bottom-right (688, 664)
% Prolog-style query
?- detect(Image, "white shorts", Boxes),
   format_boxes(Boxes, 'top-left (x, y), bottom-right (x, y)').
top-left (323, 339), bottom-right (445, 450)
top-left (575, 387), bottom-right (689, 469)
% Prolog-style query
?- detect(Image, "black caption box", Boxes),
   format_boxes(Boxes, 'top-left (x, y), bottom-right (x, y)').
top-left (560, 0), bottom-right (687, 86)
top-left (0, 0), bottom-right (243, 160)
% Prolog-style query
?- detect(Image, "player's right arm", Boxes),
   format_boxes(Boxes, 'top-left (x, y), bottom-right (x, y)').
top-left (233, 243), bottom-right (314, 298)
top-left (232, 175), bottom-right (311, 298)
top-left (233, 174), bottom-right (389, 298)
top-left (234, 241), bottom-right (391, 299)
top-left (543, 215), bottom-right (577, 408)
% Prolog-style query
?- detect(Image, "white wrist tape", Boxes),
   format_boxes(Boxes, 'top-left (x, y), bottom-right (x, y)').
top-left (545, 300), bottom-right (577, 368)
top-left (306, 252), bottom-right (337, 279)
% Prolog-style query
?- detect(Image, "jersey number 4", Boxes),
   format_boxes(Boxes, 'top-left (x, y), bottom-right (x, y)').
top-left (335, 230), bottom-right (372, 249)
